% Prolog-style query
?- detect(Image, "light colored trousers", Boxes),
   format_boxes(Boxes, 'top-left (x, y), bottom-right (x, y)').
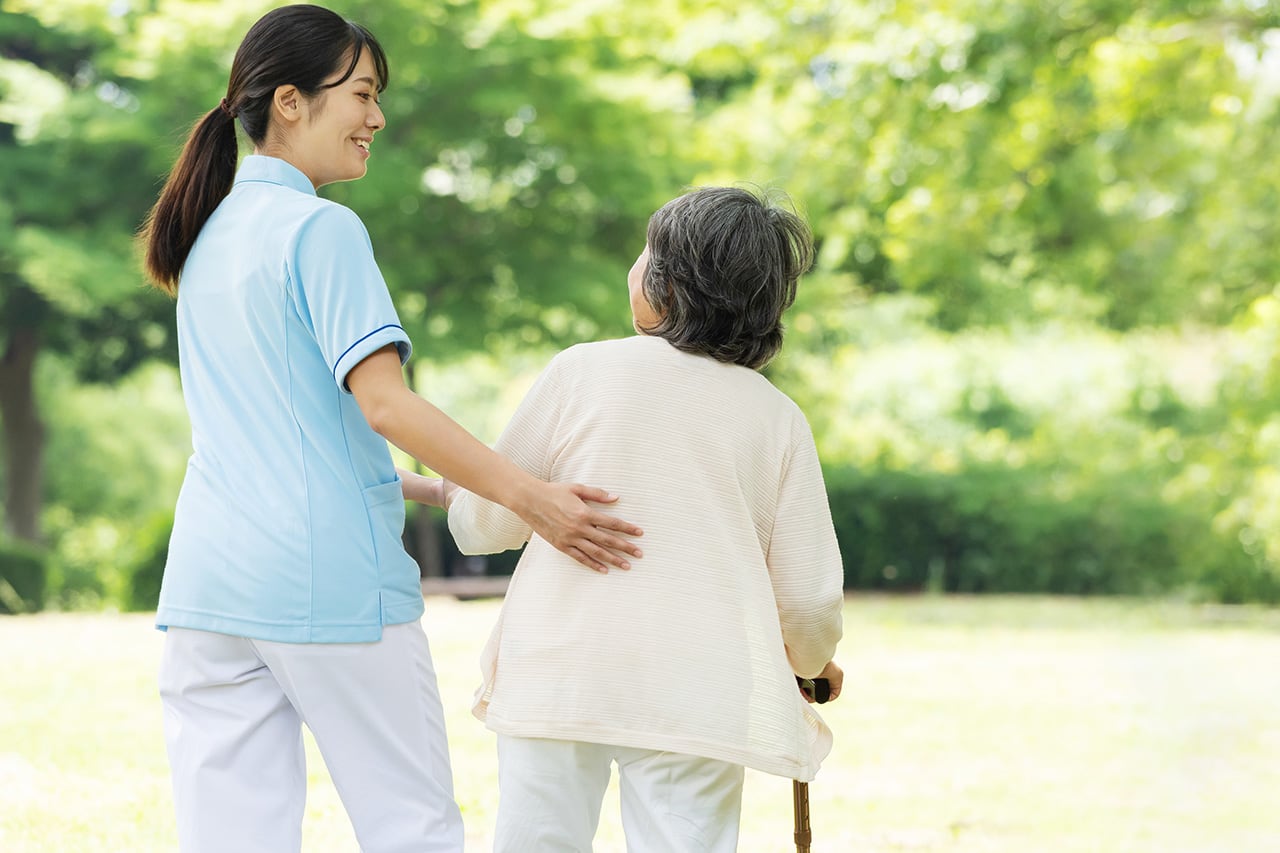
top-left (159, 622), bottom-right (464, 853)
top-left (495, 735), bottom-right (745, 852)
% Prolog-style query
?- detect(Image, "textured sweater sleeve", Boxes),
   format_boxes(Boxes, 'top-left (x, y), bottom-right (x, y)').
top-left (446, 357), bottom-right (563, 554)
top-left (768, 416), bottom-right (845, 677)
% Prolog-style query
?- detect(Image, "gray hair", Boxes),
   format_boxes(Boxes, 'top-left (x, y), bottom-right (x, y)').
top-left (639, 186), bottom-right (814, 370)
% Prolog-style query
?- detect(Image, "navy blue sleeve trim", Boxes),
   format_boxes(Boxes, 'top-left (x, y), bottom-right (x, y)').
top-left (332, 324), bottom-right (409, 382)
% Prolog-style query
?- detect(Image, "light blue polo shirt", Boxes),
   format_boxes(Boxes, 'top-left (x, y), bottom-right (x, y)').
top-left (156, 155), bottom-right (424, 643)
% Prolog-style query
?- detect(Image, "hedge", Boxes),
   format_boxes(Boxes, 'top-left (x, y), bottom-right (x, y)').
top-left (124, 510), bottom-right (174, 612)
top-left (823, 464), bottom-right (1278, 602)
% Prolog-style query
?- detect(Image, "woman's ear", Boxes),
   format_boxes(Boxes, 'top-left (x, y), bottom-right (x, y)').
top-left (271, 84), bottom-right (302, 126)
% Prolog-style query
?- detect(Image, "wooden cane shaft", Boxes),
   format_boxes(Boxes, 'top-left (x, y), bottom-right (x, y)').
top-left (793, 779), bottom-right (811, 852)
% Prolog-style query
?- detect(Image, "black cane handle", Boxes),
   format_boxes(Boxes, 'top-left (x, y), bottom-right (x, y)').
top-left (796, 676), bottom-right (831, 704)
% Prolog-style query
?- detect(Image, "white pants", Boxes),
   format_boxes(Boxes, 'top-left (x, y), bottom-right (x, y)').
top-left (495, 735), bottom-right (744, 852)
top-left (159, 622), bottom-right (464, 853)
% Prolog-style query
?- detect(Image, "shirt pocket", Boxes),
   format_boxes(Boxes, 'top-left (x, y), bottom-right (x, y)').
top-left (361, 478), bottom-right (407, 566)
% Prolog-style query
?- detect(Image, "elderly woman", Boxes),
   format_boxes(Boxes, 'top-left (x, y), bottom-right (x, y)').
top-left (438, 186), bottom-right (846, 853)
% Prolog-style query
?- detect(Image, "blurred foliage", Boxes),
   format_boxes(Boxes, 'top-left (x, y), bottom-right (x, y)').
top-left (331, 0), bottom-right (687, 352)
top-left (2, 0), bottom-right (1279, 607)
top-left (38, 361), bottom-right (189, 609)
top-left (825, 460), bottom-right (1276, 602)
top-left (772, 297), bottom-right (1280, 603)
top-left (0, 4), bottom-right (180, 378)
top-left (544, 0), bottom-right (1280, 329)
top-left (0, 536), bottom-right (47, 613)
top-left (122, 509), bottom-right (173, 612)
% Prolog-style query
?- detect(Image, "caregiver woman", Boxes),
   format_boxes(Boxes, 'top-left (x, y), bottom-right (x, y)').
top-left (139, 6), bottom-right (641, 852)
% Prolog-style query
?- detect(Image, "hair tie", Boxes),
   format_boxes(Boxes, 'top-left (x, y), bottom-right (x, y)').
top-left (219, 97), bottom-right (236, 119)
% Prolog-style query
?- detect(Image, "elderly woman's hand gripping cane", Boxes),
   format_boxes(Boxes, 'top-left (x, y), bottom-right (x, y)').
top-left (793, 660), bottom-right (843, 853)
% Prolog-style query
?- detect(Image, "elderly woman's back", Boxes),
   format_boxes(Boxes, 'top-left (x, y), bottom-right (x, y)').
top-left (448, 334), bottom-right (843, 781)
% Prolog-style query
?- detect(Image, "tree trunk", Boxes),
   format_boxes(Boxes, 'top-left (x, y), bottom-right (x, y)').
top-left (401, 360), bottom-right (446, 578)
top-left (0, 327), bottom-right (44, 543)
top-left (412, 505), bottom-right (446, 579)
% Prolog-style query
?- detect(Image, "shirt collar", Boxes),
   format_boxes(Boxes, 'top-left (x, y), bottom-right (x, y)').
top-left (233, 155), bottom-right (317, 197)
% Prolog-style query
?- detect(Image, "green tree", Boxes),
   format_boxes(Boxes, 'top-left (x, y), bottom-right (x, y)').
top-left (503, 0), bottom-right (1280, 329)
top-left (1, 7), bottom-right (178, 542)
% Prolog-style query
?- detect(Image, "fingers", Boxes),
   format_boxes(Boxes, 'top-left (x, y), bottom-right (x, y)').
top-left (570, 484), bottom-right (618, 504)
top-left (557, 530), bottom-right (636, 571)
top-left (549, 533), bottom-right (632, 571)
top-left (820, 661), bottom-right (844, 702)
top-left (583, 537), bottom-right (632, 571)
top-left (587, 510), bottom-right (644, 540)
top-left (566, 546), bottom-right (609, 574)
top-left (562, 483), bottom-right (644, 537)
top-left (572, 486), bottom-right (645, 532)
top-left (584, 522), bottom-right (643, 559)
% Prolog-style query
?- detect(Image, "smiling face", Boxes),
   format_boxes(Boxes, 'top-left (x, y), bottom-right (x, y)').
top-left (265, 48), bottom-right (385, 188)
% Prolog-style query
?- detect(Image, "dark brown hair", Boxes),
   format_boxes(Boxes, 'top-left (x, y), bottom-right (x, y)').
top-left (140, 4), bottom-right (388, 294)
top-left (638, 186), bottom-right (814, 370)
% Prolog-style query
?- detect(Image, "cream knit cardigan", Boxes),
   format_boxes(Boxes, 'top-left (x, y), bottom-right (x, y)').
top-left (447, 335), bottom-right (844, 781)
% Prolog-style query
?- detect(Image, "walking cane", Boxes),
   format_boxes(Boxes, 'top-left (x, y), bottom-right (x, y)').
top-left (793, 677), bottom-right (831, 853)
top-left (792, 778), bottom-right (812, 853)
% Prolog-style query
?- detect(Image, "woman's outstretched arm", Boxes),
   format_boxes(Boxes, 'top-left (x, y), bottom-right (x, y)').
top-left (348, 346), bottom-right (642, 572)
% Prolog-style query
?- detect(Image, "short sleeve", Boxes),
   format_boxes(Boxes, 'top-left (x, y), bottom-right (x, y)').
top-left (289, 204), bottom-right (411, 392)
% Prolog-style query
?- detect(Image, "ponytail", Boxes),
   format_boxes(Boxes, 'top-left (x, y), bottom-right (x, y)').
top-left (140, 105), bottom-right (239, 295)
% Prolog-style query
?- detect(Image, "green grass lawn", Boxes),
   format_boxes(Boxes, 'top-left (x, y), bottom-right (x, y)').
top-left (2, 595), bottom-right (1278, 852)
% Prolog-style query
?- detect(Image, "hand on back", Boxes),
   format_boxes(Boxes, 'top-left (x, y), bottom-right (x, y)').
top-left (520, 482), bottom-right (643, 573)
